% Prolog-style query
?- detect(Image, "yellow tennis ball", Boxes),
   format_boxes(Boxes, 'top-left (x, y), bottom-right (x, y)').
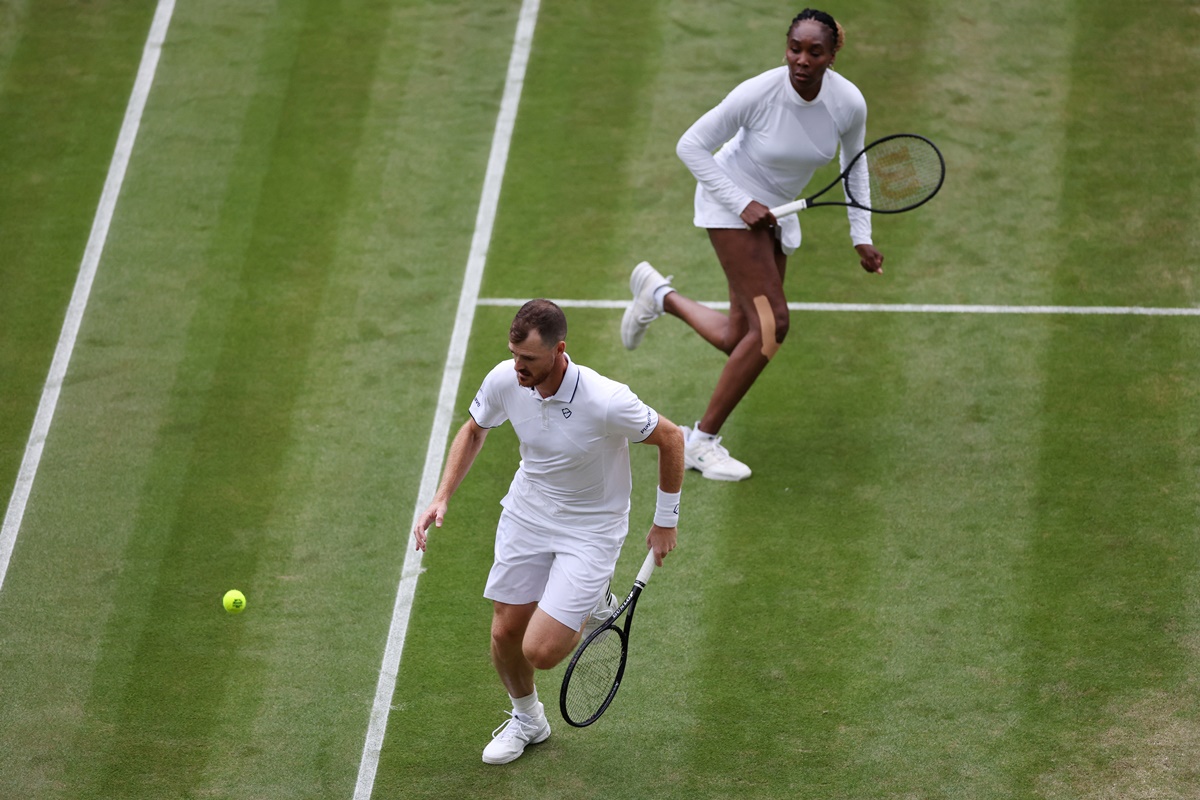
top-left (223, 589), bottom-right (246, 614)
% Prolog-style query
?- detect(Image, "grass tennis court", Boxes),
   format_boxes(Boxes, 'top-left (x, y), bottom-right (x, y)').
top-left (2, 1), bottom-right (1198, 798)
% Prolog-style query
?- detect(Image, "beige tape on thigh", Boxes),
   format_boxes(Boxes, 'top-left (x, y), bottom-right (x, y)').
top-left (753, 295), bottom-right (780, 360)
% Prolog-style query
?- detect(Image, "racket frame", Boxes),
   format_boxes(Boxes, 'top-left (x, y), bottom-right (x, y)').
top-left (559, 550), bottom-right (657, 727)
top-left (770, 132), bottom-right (945, 217)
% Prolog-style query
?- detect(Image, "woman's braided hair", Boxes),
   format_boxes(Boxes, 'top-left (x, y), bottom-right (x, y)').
top-left (789, 8), bottom-right (844, 54)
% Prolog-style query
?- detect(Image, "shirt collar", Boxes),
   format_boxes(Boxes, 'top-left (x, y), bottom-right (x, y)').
top-left (527, 353), bottom-right (579, 402)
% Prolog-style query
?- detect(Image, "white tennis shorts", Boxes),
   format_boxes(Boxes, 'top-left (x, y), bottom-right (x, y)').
top-left (484, 509), bottom-right (624, 631)
top-left (693, 183), bottom-right (801, 255)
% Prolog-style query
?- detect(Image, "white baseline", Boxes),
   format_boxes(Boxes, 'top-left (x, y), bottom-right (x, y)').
top-left (0, 0), bottom-right (176, 595)
top-left (351, 1), bottom-right (541, 798)
top-left (478, 298), bottom-right (1200, 316)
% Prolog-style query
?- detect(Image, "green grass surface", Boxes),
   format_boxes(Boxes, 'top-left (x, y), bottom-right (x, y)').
top-left (1, 1), bottom-right (1198, 798)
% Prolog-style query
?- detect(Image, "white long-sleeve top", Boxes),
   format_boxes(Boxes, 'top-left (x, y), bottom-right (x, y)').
top-left (677, 66), bottom-right (872, 247)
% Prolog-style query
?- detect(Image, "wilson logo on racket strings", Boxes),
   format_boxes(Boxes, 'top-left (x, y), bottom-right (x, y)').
top-left (873, 146), bottom-right (923, 201)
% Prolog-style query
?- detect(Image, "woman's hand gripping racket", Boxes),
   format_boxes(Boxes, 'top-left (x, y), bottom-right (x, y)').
top-left (770, 133), bottom-right (946, 217)
top-left (560, 549), bottom-right (658, 727)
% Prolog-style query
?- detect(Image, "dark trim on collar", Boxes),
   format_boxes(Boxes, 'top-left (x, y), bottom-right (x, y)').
top-left (550, 353), bottom-right (580, 403)
top-left (561, 355), bottom-right (580, 402)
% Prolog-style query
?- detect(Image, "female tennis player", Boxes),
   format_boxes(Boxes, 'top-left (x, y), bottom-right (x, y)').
top-left (622, 8), bottom-right (884, 481)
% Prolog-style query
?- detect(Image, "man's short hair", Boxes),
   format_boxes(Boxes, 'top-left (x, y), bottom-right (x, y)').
top-left (510, 299), bottom-right (567, 346)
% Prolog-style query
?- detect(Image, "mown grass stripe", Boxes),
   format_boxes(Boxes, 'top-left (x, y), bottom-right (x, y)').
top-left (0, 0), bottom-right (175, 594)
top-left (1017, 1), bottom-right (1200, 793)
top-left (61, 1), bottom-right (394, 795)
top-left (0, 0), bottom-right (157, 502)
top-left (484, 0), bottom-right (666, 295)
top-left (353, 2), bottom-right (540, 797)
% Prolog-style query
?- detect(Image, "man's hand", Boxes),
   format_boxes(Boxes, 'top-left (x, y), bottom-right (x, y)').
top-left (411, 419), bottom-right (490, 552)
top-left (647, 524), bottom-right (677, 566)
top-left (412, 500), bottom-right (448, 551)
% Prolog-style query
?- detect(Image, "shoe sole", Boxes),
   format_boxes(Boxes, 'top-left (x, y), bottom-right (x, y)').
top-left (621, 262), bottom-right (664, 350)
top-left (686, 462), bottom-right (752, 482)
top-left (684, 449), bottom-right (752, 481)
top-left (621, 305), bottom-right (648, 350)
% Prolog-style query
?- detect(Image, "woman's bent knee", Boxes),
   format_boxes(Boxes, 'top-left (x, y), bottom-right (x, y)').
top-left (751, 296), bottom-right (790, 359)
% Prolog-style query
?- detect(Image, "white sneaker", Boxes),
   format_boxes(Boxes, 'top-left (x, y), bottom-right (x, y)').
top-left (482, 705), bottom-right (551, 765)
top-left (582, 587), bottom-right (618, 639)
top-left (621, 261), bottom-right (672, 350)
top-left (681, 425), bottom-right (752, 482)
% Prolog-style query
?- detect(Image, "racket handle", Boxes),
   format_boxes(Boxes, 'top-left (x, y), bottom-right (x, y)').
top-left (635, 548), bottom-right (657, 587)
top-left (769, 199), bottom-right (808, 217)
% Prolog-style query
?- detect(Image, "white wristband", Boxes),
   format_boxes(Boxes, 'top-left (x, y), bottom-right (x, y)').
top-left (653, 487), bottom-right (681, 528)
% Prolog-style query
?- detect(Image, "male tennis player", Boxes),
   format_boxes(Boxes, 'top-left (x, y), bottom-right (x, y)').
top-left (413, 299), bottom-right (684, 765)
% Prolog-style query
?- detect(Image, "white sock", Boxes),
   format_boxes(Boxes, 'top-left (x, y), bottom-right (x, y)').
top-left (652, 284), bottom-right (675, 313)
top-left (511, 689), bottom-right (540, 719)
top-left (690, 423), bottom-right (717, 444)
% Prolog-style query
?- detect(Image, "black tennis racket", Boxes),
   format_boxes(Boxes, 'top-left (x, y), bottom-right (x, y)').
top-left (560, 549), bottom-right (658, 727)
top-left (770, 133), bottom-right (945, 217)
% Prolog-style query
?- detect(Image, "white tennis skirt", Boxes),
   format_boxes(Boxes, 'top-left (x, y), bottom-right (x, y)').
top-left (693, 184), bottom-right (801, 255)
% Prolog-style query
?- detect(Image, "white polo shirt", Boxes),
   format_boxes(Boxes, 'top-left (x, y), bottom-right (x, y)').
top-left (469, 354), bottom-right (659, 535)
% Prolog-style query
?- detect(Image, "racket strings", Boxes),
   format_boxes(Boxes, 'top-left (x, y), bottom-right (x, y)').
top-left (563, 627), bottom-right (625, 724)
top-left (861, 138), bottom-right (944, 212)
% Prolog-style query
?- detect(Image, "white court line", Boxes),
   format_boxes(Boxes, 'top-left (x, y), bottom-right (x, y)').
top-left (478, 297), bottom-right (1200, 316)
top-left (0, 0), bottom-right (176, 594)
top-left (351, 1), bottom-right (540, 797)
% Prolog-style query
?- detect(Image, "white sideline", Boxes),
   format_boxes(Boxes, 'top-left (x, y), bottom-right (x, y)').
top-left (477, 297), bottom-right (1200, 316)
top-left (0, 0), bottom-right (176, 594)
top-left (351, 1), bottom-right (541, 797)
